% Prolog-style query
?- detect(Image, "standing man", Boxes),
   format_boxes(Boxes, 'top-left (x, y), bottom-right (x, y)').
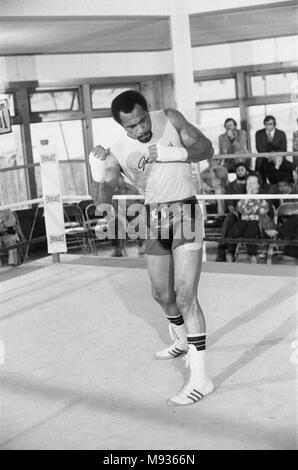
top-left (255, 115), bottom-right (287, 184)
top-left (89, 90), bottom-right (214, 406)
top-left (218, 118), bottom-right (250, 172)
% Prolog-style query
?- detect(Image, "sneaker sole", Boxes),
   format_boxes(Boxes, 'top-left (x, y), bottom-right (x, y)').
top-left (153, 350), bottom-right (188, 360)
top-left (166, 386), bottom-right (215, 407)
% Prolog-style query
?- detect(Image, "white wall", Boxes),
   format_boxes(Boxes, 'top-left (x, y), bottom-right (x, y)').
top-left (192, 35), bottom-right (298, 71)
top-left (0, 51), bottom-right (173, 83)
top-left (1, 34), bottom-right (297, 84)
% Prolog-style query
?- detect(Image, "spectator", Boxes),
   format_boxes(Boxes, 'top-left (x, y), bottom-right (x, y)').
top-left (216, 162), bottom-right (248, 261)
top-left (226, 172), bottom-right (276, 263)
top-left (268, 173), bottom-right (298, 208)
top-left (292, 117), bottom-right (298, 170)
top-left (263, 154), bottom-right (294, 185)
top-left (0, 209), bottom-right (20, 266)
top-left (255, 115), bottom-right (287, 184)
top-left (218, 118), bottom-right (250, 172)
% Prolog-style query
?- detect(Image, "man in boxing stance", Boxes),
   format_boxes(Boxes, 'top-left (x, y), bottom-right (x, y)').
top-left (89, 90), bottom-right (214, 406)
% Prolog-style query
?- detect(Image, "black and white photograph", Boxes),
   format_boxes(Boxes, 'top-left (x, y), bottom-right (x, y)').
top-left (0, 0), bottom-right (297, 455)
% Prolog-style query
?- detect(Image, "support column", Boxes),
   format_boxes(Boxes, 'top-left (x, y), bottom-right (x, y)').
top-left (170, 1), bottom-right (207, 261)
top-left (169, 0), bottom-right (196, 124)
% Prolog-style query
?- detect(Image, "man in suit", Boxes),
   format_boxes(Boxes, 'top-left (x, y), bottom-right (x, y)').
top-left (218, 118), bottom-right (250, 172)
top-left (255, 115), bottom-right (287, 184)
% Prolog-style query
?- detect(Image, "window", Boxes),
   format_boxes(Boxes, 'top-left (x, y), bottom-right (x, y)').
top-left (91, 117), bottom-right (126, 148)
top-left (195, 78), bottom-right (236, 102)
top-left (30, 121), bottom-right (85, 162)
top-left (29, 89), bottom-right (80, 112)
top-left (197, 107), bottom-right (241, 160)
top-left (0, 92), bottom-right (15, 117)
top-left (248, 102), bottom-right (298, 152)
top-left (0, 125), bottom-right (24, 168)
top-left (34, 162), bottom-right (88, 198)
top-left (0, 169), bottom-right (28, 205)
top-left (250, 72), bottom-right (298, 97)
top-left (30, 120), bottom-right (87, 197)
top-left (91, 86), bottom-right (138, 109)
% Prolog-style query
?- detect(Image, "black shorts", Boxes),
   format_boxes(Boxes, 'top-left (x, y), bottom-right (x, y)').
top-left (144, 196), bottom-right (204, 256)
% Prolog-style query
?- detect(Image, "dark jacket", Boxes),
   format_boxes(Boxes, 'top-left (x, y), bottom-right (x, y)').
top-left (264, 159), bottom-right (294, 185)
top-left (255, 128), bottom-right (287, 153)
top-left (255, 128), bottom-right (287, 184)
top-left (224, 180), bottom-right (247, 211)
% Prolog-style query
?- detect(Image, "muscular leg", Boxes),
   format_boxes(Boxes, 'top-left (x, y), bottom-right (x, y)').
top-left (146, 253), bottom-right (188, 359)
top-left (146, 253), bottom-right (179, 317)
top-left (167, 244), bottom-right (214, 406)
top-left (172, 245), bottom-right (204, 333)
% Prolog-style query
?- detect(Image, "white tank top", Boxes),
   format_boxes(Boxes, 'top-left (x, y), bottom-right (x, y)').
top-left (110, 110), bottom-right (194, 204)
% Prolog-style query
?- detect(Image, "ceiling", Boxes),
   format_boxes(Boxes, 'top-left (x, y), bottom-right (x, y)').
top-left (0, 2), bottom-right (297, 55)
top-left (0, 17), bottom-right (171, 54)
top-left (190, 2), bottom-right (298, 47)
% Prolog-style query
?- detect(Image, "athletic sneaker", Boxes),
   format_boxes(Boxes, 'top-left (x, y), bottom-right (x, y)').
top-left (167, 345), bottom-right (214, 406)
top-left (154, 323), bottom-right (188, 360)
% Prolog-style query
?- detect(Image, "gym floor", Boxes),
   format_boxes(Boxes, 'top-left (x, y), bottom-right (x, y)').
top-left (0, 255), bottom-right (297, 449)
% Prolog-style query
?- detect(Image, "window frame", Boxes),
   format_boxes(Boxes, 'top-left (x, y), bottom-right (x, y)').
top-left (90, 83), bottom-right (140, 112)
top-left (246, 67), bottom-right (298, 98)
top-left (28, 86), bottom-right (82, 118)
top-left (194, 75), bottom-right (237, 104)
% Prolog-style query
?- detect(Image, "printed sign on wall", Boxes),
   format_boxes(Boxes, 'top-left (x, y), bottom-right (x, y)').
top-left (39, 141), bottom-right (67, 254)
top-left (0, 99), bottom-right (12, 135)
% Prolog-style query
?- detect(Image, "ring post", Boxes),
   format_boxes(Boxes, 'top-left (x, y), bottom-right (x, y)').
top-left (52, 253), bottom-right (61, 264)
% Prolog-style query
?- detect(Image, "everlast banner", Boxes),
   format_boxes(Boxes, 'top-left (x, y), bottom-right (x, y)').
top-left (45, 195), bottom-right (62, 204)
top-left (39, 141), bottom-right (67, 254)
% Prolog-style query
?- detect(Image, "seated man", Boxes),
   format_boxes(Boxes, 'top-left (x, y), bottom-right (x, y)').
top-left (255, 115), bottom-right (287, 185)
top-left (268, 173), bottom-right (298, 209)
top-left (0, 209), bottom-right (20, 266)
top-left (226, 172), bottom-right (276, 263)
top-left (218, 118), bottom-right (251, 173)
top-left (216, 162), bottom-right (248, 261)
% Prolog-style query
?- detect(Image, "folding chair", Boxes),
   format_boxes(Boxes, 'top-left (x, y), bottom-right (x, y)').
top-left (63, 204), bottom-right (95, 254)
top-left (267, 202), bottom-right (298, 263)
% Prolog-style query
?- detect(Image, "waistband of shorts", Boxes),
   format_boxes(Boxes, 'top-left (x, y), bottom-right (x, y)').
top-left (145, 196), bottom-right (197, 208)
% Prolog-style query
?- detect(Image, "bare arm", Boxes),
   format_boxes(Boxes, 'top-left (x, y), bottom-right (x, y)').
top-left (165, 108), bottom-right (214, 163)
top-left (89, 146), bottom-right (121, 205)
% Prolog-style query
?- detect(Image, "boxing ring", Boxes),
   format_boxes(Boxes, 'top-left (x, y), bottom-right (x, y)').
top-left (0, 152), bottom-right (298, 450)
top-left (0, 254), bottom-right (297, 450)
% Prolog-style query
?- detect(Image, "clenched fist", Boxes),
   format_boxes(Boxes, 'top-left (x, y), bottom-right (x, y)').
top-left (91, 145), bottom-right (110, 160)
